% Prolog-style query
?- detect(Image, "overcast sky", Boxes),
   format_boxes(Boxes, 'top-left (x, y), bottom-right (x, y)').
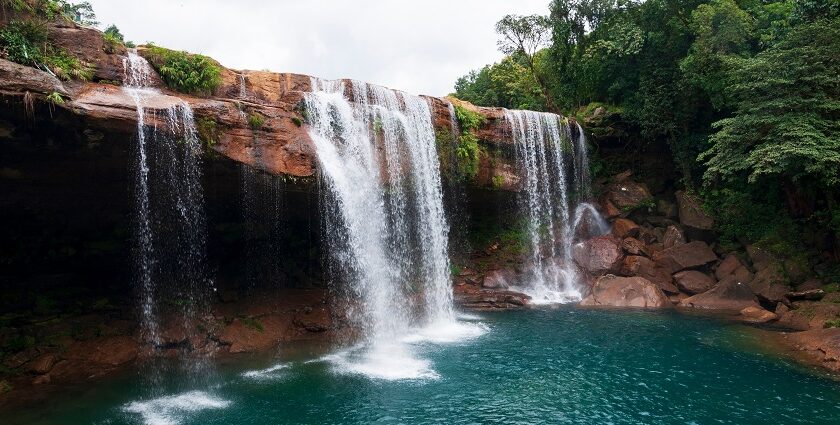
top-left (87, 0), bottom-right (550, 97)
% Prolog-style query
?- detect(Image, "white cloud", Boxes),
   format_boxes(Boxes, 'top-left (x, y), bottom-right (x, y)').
top-left (87, 0), bottom-right (550, 96)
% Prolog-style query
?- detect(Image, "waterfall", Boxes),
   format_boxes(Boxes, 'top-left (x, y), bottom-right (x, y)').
top-left (505, 110), bottom-right (606, 304)
top-left (305, 79), bottom-right (482, 380)
top-left (122, 50), bottom-right (212, 361)
top-left (238, 74), bottom-right (248, 99)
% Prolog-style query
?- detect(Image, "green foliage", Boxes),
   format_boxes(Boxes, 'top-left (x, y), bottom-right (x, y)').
top-left (57, 1), bottom-right (97, 26)
top-left (45, 91), bottom-right (64, 105)
top-left (824, 319), bottom-right (840, 329)
top-left (0, 20), bottom-right (92, 81)
top-left (700, 17), bottom-right (840, 189)
top-left (195, 116), bottom-right (219, 148)
top-left (144, 46), bottom-right (222, 95)
top-left (291, 116), bottom-right (302, 127)
top-left (102, 25), bottom-right (124, 53)
top-left (453, 104), bottom-right (485, 132)
top-left (248, 112), bottom-right (265, 130)
top-left (492, 175), bottom-right (505, 189)
top-left (0, 20), bottom-right (47, 65)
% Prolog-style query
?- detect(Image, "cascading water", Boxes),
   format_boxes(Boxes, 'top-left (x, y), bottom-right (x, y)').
top-left (122, 50), bottom-right (212, 363)
top-left (305, 79), bottom-right (482, 380)
top-left (505, 110), bottom-right (606, 303)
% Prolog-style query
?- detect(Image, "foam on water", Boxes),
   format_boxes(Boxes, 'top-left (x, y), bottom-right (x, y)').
top-left (401, 320), bottom-right (489, 345)
top-left (241, 363), bottom-right (289, 380)
top-left (122, 391), bottom-right (230, 425)
top-left (324, 343), bottom-right (439, 381)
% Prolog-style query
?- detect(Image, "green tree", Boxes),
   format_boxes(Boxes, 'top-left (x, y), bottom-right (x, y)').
top-left (495, 14), bottom-right (557, 112)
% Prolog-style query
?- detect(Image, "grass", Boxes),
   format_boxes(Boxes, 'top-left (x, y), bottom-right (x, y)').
top-left (0, 20), bottom-right (93, 81)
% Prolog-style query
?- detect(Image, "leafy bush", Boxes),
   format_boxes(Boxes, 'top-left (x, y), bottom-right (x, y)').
top-left (0, 20), bottom-right (92, 81)
top-left (46, 91), bottom-right (64, 105)
top-left (453, 104), bottom-right (486, 132)
top-left (144, 46), bottom-right (222, 95)
top-left (247, 112), bottom-right (264, 130)
top-left (0, 20), bottom-right (47, 66)
top-left (196, 116), bottom-right (219, 148)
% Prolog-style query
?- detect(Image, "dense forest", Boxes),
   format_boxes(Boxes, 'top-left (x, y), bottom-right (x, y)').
top-left (453, 0), bottom-right (839, 268)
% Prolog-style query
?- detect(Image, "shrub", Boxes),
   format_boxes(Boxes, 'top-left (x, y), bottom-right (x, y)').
top-left (0, 20), bottom-right (92, 81)
top-left (453, 104), bottom-right (486, 132)
top-left (291, 116), bottom-right (302, 127)
top-left (196, 116), bottom-right (219, 148)
top-left (0, 20), bottom-right (47, 66)
top-left (247, 112), bottom-right (264, 130)
top-left (144, 46), bottom-right (222, 95)
top-left (102, 24), bottom-right (123, 53)
top-left (824, 319), bottom-right (840, 329)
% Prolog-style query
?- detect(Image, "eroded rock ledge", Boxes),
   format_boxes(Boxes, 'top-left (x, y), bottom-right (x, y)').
top-left (0, 20), bottom-right (539, 189)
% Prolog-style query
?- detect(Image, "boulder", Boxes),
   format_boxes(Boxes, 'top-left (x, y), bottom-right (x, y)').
top-left (715, 254), bottom-right (743, 280)
top-left (746, 245), bottom-right (776, 270)
top-left (612, 218), bottom-right (640, 238)
top-left (601, 199), bottom-right (621, 219)
top-left (785, 328), bottom-right (840, 373)
top-left (749, 266), bottom-right (790, 304)
top-left (662, 225), bottom-right (686, 249)
top-left (66, 336), bottom-right (138, 366)
top-left (454, 290), bottom-right (531, 310)
top-left (620, 256), bottom-right (679, 294)
top-left (604, 181), bottom-right (653, 212)
top-left (786, 289), bottom-right (825, 301)
top-left (673, 270), bottom-right (716, 295)
top-left (740, 306), bottom-right (778, 323)
top-left (675, 190), bottom-right (713, 230)
top-left (653, 241), bottom-right (718, 273)
top-left (621, 237), bottom-right (646, 256)
top-left (482, 269), bottom-right (516, 289)
top-left (572, 236), bottom-right (623, 275)
top-left (679, 278), bottom-right (760, 311)
top-left (580, 275), bottom-right (670, 308)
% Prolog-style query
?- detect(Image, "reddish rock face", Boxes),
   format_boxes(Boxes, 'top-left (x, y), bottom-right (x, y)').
top-left (612, 218), bottom-right (640, 238)
top-left (482, 269), bottom-right (516, 289)
top-left (580, 275), bottom-right (671, 308)
top-left (785, 328), bottom-right (840, 372)
top-left (673, 270), bottom-right (716, 295)
top-left (679, 278), bottom-right (760, 311)
top-left (653, 241), bottom-right (718, 274)
top-left (573, 236), bottom-right (624, 275)
top-left (621, 237), bottom-right (646, 256)
top-left (620, 256), bottom-right (679, 294)
top-left (749, 266), bottom-right (790, 303)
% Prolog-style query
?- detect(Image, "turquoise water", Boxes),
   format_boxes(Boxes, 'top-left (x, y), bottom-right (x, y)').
top-left (8, 308), bottom-right (840, 424)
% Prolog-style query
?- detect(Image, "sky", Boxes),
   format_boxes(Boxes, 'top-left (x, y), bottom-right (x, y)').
top-left (87, 0), bottom-right (550, 97)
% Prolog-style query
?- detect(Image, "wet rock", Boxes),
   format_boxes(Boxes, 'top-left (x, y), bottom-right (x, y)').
top-left (679, 278), bottom-right (760, 311)
top-left (482, 269), bottom-right (516, 289)
top-left (580, 275), bottom-right (670, 308)
top-left (66, 336), bottom-right (139, 366)
top-left (454, 290), bottom-right (531, 310)
top-left (573, 235), bottom-right (624, 275)
top-left (653, 241), bottom-right (718, 273)
top-left (746, 245), bottom-right (775, 270)
top-left (612, 218), bottom-right (640, 238)
top-left (219, 315), bottom-right (292, 353)
top-left (740, 306), bottom-right (778, 323)
top-left (673, 270), bottom-right (716, 295)
top-left (785, 328), bottom-right (840, 373)
top-left (662, 225), bottom-right (686, 249)
top-left (601, 199), bottom-right (621, 219)
top-left (675, 191), bottom-right (713, 230)
top-left (620, 256), bottom-right (679, 294)
top-left (293, 307), bottom-right (333, 333)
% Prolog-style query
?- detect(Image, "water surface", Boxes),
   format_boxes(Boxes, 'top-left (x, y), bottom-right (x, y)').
top-left (9, 308), bottom-right (840, 425)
